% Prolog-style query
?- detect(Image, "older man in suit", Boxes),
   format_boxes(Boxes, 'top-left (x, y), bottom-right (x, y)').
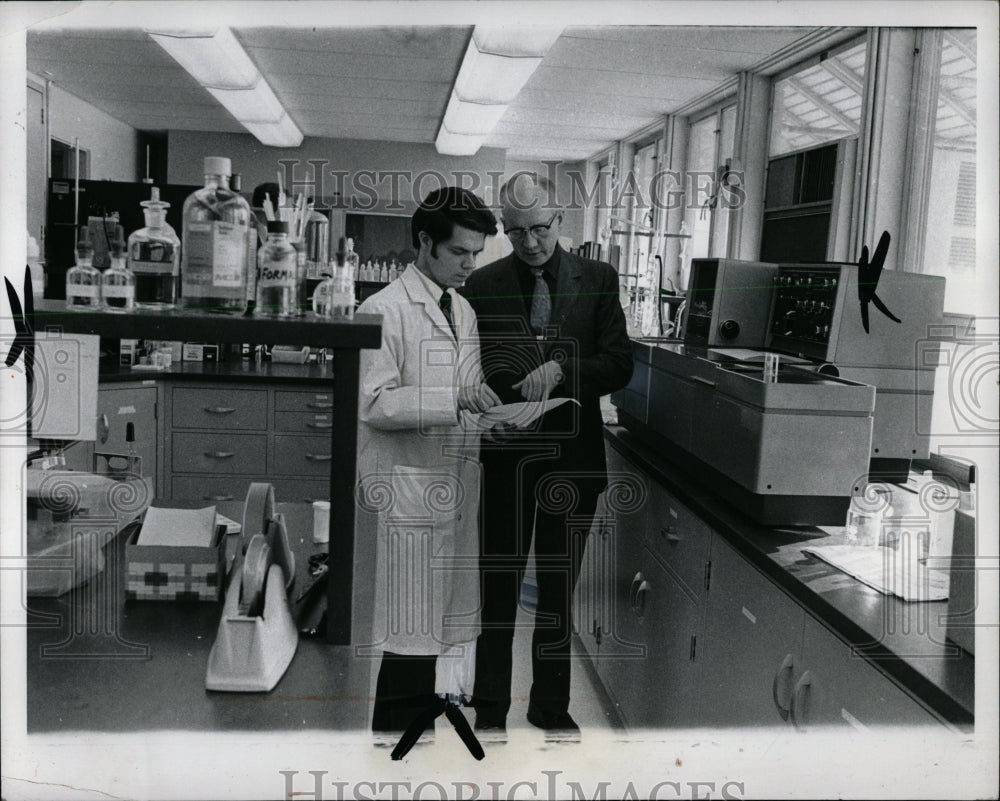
top-left (461, 173), bottom-right (633, 736)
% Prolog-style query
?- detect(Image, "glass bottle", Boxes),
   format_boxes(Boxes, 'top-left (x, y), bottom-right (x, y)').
top-left (65, 229), bottom-right (102, 310)
top-left (313, 237), bottom-right (355, 319)
top-left (129, 186), bottom-right (181, 309)
top-left (181, 156), bottom-right (251, 313)
top-left (101, 233), bottom-right (135, 311)
top-left (256, 221), bottom-right (298, 318)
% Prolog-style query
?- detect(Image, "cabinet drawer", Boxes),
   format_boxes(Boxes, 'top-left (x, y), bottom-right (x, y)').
top-left (646, 483), bottom-right (712, 596)
top-left (268, 478), bottom-right (331, 504)
top-left (172, 387), bottom-right (267, 430)
top-left (274, 410), bottom-right (333, 433)
top-left (275, 389), bottom-right (334, 412)
top-left (172, 432), bottom-right (267, 474)
top-left (274, 435), bottom-right (332, 476)
top-left (170, 475), bottom-right (258, 503)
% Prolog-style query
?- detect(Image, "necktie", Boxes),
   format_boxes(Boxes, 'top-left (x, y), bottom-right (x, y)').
top-left (530, 268), bottom-right (551, 335)
top-left (439, 290), bottom-right (457, 339)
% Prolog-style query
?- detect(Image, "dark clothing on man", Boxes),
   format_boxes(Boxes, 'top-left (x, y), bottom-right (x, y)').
top-left (460, 245), bottom-right (633, 722)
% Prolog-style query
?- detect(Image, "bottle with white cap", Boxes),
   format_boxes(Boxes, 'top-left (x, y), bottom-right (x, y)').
top-left (180, 156), bottom-right (252, 313)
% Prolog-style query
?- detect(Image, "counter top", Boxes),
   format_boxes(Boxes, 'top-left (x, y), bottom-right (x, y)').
top-left (98, 359), bottom-right (334, 385)
top-left (604, 425), bottom-right (974, 728)
top-left (26, 502), bottom-right (371, 732)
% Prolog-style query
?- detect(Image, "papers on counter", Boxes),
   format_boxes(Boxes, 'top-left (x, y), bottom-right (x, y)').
top-left (137, 506), bottom-right (217, 547)
top-left (803, 544), bottom-right (950, 602)
top-left (472, 397), bottom-right (579, 430)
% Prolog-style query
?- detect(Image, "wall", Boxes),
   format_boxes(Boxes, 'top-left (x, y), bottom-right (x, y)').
top-left (47, 82), bottom-right (138, 182)
top-left (167, 130), bottom-right (506, 215)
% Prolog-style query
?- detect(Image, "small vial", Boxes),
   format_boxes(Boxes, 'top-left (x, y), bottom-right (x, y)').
top-left (102, 233), bottom-right (136, 312)
top-left (65, 230), bottom-right (102, 310)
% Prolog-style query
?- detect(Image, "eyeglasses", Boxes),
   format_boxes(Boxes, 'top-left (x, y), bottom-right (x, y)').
top-left (504, 213), bottom-right (561, 241)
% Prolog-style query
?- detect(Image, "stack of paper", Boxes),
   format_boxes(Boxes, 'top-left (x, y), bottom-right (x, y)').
top-left (803, 544), bottom-right (950, 602)
top-left (137, 506), bottom-right (217, 547)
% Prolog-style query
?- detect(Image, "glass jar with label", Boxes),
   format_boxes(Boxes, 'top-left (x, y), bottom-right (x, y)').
top-left (130, 186), bottom-right (180, 309)
top-left (181, 156), bottom-right (251, 313)
top-left (256, 221), bottom-right (298, 317)
top-left (65, 229), bottom-right (102, 310)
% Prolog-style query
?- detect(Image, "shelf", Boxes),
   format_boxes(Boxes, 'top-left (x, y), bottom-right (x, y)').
top-left (33, 301), bottom-right (382, 350)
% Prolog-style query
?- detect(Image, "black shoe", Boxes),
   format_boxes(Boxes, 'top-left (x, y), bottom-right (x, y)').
top-left (527, 703), bottom-right (580, 741)
top-left (474, 714), bottom-right (508, 744)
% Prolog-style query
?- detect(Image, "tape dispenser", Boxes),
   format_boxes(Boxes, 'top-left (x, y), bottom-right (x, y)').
top-left (205, 483), bottom-right (298, 692)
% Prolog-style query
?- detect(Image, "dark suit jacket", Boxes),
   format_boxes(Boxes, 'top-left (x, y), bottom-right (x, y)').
top-left (460, 246), bottom-right (633, 481)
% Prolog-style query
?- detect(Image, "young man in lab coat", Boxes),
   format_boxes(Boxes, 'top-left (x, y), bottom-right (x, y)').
top-left (356, 187), bottom-right (501, 737)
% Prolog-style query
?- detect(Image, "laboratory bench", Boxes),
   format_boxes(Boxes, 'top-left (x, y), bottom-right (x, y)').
top-left (26, 502), bottom-right (371, 732)
top-left (577, 425), bottom-right (975, 732)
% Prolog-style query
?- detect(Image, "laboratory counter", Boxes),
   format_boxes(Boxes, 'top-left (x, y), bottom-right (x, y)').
top-left (26, 501), bottom-right (371, 732)
top-left (96, 357), bottom-right (334, 385)
top-left (601, 425), bottom-right (974, 729)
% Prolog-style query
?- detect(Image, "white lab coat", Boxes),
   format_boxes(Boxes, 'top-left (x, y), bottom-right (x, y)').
top-left (356, 266), bottom-right (483, 657)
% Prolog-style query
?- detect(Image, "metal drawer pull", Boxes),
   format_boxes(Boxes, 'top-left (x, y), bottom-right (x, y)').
top-left (690, 376), bottom-right (716, 388)
top-left (305, 453), bottom-right (332, 462)
top-left (628, 571), bottom-right (644, 612)
top-left (205, 451), bottom-right (235, 459)
top-left (789, 670), bottom-right (813, 730)
top-left (306, 402), bottom-right (333, 410)
top-left (660, 525), bottom-right (681, 543)
top-left (306, 421), bottom-right (333, 430)
top-left (205, 406), bottom-right (236, 414)
top-left (633, 579), bottom-right (651, 616)
top-left (204, 494), bottom-right (234, 501)
top-left (772, 653), bottom-right (795, 722)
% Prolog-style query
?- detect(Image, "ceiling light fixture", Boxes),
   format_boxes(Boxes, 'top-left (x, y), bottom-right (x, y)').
top-left (146, 27), bottom-right (303, 148)
top-left (435, 26), bottom-right (563, 156)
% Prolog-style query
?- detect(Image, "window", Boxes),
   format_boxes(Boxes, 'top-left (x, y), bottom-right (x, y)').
top-left (50, 139), bottom-right (89, 180)
top-left (916, 29), bottom-right (977, 312)
top-left (681, 101), bottom-right (737, 273)
top-left (769, 40), bottom-right (868, 158)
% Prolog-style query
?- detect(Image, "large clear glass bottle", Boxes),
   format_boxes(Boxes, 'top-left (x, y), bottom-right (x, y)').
top-left (65, 229), bottom-right (102, 310)
top-left (129, 186), bottom-right (180, 309)
top-left (101, 233), bottom-right (135, 311)
top-left (181, 156), bottom-right (251, 313)
top-left (256, 221), bottom-right (298, 318)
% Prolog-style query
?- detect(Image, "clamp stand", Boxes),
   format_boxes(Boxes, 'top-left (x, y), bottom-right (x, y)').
top-left (205, 484), bottom-right (298, 692)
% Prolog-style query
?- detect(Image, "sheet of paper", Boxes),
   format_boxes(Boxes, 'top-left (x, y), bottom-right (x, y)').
top-left (474, 397), bottom-right (579, 429)
top-left (803, 544), bottom-right (950, 602)
top-left (137, 505), bottom-right (217, 547)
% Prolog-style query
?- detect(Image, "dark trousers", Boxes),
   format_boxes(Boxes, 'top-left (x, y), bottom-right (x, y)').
top-left (473, 450), bottom-right (600, 720)
top-left (372, 652), bottom-right (438, 733)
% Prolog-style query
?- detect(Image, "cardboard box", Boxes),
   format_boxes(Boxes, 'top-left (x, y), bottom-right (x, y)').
top-left (182, 343), bottom-right (219, 363)
top-left (125, 522), bottom-right (227, 601)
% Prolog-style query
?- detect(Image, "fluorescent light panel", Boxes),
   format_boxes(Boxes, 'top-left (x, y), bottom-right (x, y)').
top-left (436, 25), bottom-right (563, 155)
top-left (147, 27), bottom-right (303, 147)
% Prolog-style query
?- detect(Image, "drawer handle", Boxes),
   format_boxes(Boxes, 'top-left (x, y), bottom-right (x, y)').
top-left (205, 406), bottom-right (236, 414)
top-left (305, 453), bottom-right (332, 462)
top-left (633, 579), bottom-right (651, 617)
top-left (203, 494), bottom-right (234, 501)
top-left (789, 670), bottom-right (813, 730)
top-left (660, 525), bottom-right (680, 543)
top-left (306, 402), bottom-right (333, 410)
top-left (772, 653), bottom-right (795, 722)
top-left (690, 376), bottom-right (716, 389)
top-left (205, 451), bottom-right (235, 459)
top-left (306, 421), bottom-right (333, 430)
